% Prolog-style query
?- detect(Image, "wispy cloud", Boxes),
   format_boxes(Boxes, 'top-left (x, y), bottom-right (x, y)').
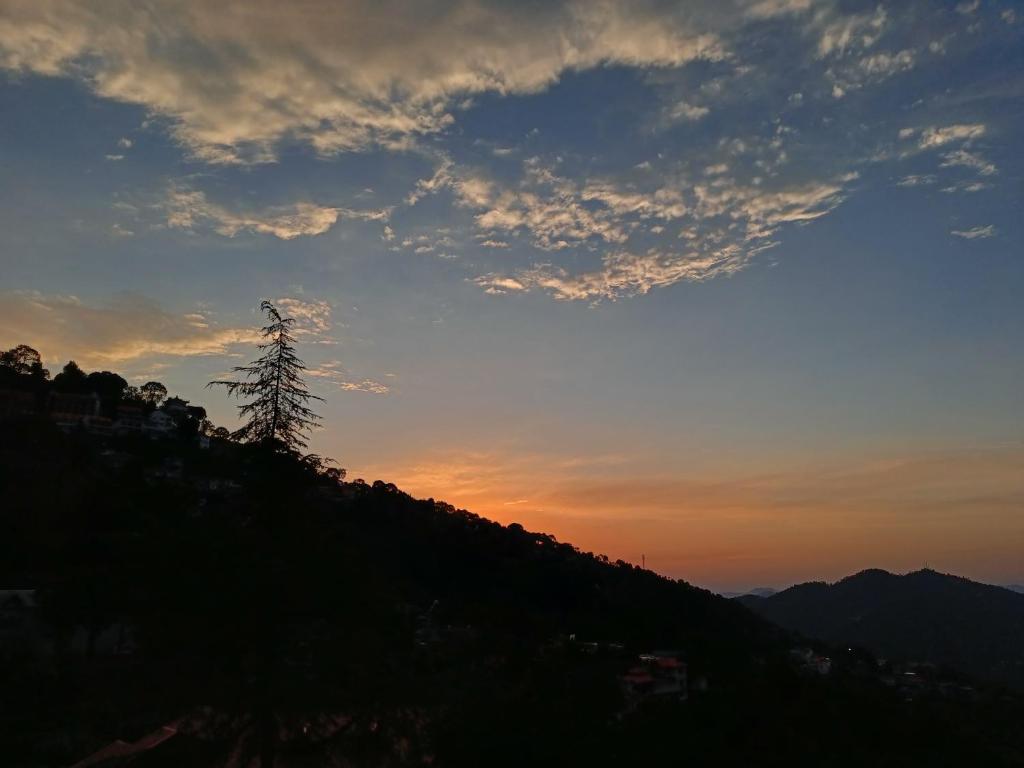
top-left (940, 148), bottom-right (997, 176)
top-left (857, 48), bottom-right (915, 78)
top-left (940, 181), bottom-right (991, 194)
top-left (744, 0), bottom-right (812, 20)
top-left (950, 225), bottom-right (995, 239)
top-left (475, 245), bottom-right (759, 302)
top-left (305, 360), bottom-right (391, 395)
top-left (896, 174), bottom-right (937, 187)
top-left (0, 0), bottom-right (726, 163)
top-left (163, 186), bottom-right (388, 240)
top-left (904, 123), bottom-right (987, 149)
top-left (815, 5), bottom-right (888, 58)
top-left (463, 149), bottom-right (854, 300)
top-left (665, 100), bottom-right (710, 122)
top-left (275, 297), bottom-right (334, 336)
top-left (0, 291), bottom-right (260, 367)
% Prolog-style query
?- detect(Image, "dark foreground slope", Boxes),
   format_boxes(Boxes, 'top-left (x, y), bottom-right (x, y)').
top-left (2, 419), bottom-right (1023, 767)
top-left (739, 569), bottom-right (1024, 689)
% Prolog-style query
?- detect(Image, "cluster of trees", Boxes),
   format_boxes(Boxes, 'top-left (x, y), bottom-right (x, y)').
top-left (2, 343), bottom-right (172, 413)
top-left (3, 301), bottom-right (326, 456)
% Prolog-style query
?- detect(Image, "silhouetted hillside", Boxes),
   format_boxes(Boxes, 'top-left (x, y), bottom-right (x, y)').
top-left (2, 351), bottom-right (1024, 766)
top-left (738, 569), bottom-right (1024, 690)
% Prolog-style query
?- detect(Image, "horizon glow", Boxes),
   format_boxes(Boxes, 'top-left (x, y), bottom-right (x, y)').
top-left (1, 0), bottom-right (1022, 592)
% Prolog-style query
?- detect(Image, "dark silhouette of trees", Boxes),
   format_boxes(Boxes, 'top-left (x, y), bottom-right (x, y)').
top-left (83, 371), bottom-right (128, 417)
top-left (86, 370), bottom-right (127, 400)
top-left (52, 361), bottom-right (89, 392)
top-left (0, 344), bottom-right (48, 379)
top-left (122, 385), bottom-right (144, 404)
top-left (140, 381), bottom-right (168, 406)
top-left (207, 300), bottom-right (322, 452)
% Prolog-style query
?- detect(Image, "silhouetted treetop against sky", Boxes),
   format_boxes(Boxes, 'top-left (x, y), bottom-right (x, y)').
top-left (208, 300), bottom-right (323, 452)
top-left (0, 344), bottom-right (48, 379)
top-left (141, 380), bottom-right (167, 406)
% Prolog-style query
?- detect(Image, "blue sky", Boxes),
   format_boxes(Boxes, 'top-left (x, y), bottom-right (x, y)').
top-left (1, 0), bottom-right (1022, 590)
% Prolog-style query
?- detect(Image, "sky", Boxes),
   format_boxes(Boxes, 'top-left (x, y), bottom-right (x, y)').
top-left (1, 0), bottom-right (1022, 592)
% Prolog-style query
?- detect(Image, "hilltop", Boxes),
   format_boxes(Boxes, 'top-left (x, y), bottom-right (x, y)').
top-left (738, 568), bottom-right (1024, 690)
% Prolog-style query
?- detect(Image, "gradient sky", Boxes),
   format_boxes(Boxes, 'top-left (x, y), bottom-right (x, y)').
top-left (1, 0), bottom-right (1022, 591)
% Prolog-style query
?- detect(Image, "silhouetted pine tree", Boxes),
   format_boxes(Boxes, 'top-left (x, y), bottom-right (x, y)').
top-left (208, 300), bottom-right (322, 451)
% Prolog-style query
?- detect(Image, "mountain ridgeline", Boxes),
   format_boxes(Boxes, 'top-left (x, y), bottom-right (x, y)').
top-left (738, 569), bottom-right (1024, 690)
top-left (2, 348), bottom-right (1024, 766)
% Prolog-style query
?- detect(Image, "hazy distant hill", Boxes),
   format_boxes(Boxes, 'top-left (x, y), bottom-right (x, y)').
top-left (721, 587), bottom-right (778, 599)
top-left (738, 569), bottom-right (1024, 689)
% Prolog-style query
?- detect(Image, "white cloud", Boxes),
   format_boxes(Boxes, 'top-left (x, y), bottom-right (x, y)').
top-left (666, 100), bottom-right (710, 122)
top-left (951, 225), bottom-right (995, 239)
top-left (274, 297), bottom-right (333, 336)
top-left (857, 49), bottom-right (915, 78)
top-left (827, 46), bottom-right (916, 97)
top-left (581, 182), bottom-right (689, 221)
top-left (467, 163), bottom-right (632, 250)
top-left (472, 166), bottom-right (854, 301)
top-left (940, 148), bottom-right (997, 176)
top-left (816, 6), bottom-right (888, 58)
top-left (475, 245), bottom-right (758, 302)
top-left (163, 186), bottom-right (389, 240)
top-left (449, 159), bottom-right (701, 253)
top-left (0, 291), bottom-right (261, 367)
top-left (940, 181), bottom-right (991, 194)
top-left (896, 174), bottom-right (937, 187)
top-left (915, 123), bottom-right (987, 149)
top-left (955, 0), bottom-right (980, 15)
top-left (744, 0), bottom-right (812, 19)
top-left (306, 360), bottom-right (390, 394)
top-left (0, 0), bottom-right (727, 163)
top-left (117, 136), bottom-right (132, 148)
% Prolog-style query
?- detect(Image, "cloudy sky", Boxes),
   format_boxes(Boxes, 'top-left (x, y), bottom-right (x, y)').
top-left (1, 0), bottom-right (1022, 590)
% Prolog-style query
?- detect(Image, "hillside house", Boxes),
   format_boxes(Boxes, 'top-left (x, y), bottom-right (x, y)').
top-left (114, 403), bottom-right (145, 433)
top-left (49, 391), bottom-right (100, 428)
top-left (144, 409), bottom-right (176, 437)
top-left (0, 389), bottom-right (36, 419)
top-left (621, 650), bottom-right (688, 711)
top-left (790, 646), bottom-right (832, 675)
top-left (162, 396), bottom-right (189, 418)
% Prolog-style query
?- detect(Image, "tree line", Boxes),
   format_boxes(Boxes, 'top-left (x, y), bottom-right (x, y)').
top-left (2, 300), bottom-right (328, 455)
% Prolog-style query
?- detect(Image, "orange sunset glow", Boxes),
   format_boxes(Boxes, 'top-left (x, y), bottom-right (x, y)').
top-left (4, 2), bottom-right (1024, 765)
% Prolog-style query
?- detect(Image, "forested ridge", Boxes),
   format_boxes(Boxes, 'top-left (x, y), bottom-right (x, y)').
top-left (2, 347), bottom-right (1023, 766)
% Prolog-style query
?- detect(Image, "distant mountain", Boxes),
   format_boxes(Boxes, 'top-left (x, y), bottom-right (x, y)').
top-left (720, 587), bottom-right (778, 599)
top-left (738, 569), bottom-right (1024, 689)
top-left (1006, 585), bottom-right (1024, 595)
